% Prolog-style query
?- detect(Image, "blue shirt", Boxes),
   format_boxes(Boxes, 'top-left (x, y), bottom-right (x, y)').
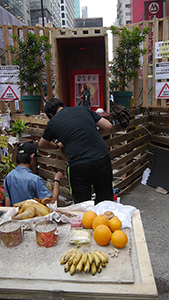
top-left (4, 165), bottom-right (52, 206)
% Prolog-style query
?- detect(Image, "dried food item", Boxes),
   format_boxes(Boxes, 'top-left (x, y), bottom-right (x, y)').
top-left (71, 217), bottom-right (83, 229)
top-left (68, 229), bottom-right (92, 245)
top-left (12, 200), bottom-right (51, 220)
top-left (55, 209), bottom-right (77, 218)
top-left (104, 211), bottom-right (114, 220)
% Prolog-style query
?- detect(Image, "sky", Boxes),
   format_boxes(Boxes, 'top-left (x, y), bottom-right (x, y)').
top-left (79, 0), bottom-right (117, 60)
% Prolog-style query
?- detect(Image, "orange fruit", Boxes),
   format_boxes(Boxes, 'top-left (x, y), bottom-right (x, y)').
top-left (92, 214), bottom-right (109, 230)
top-left (82, 211), bottom-right (97, 229)
top-left (93, 224), bottom-right (111, 246)
top-left (109, 216), bottom-right (122, 232)
top-left (111, 230), bottom-right (128, 249)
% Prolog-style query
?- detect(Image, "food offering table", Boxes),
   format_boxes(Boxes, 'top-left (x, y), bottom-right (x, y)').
top-left (0, 207), bottom-right (158, 300)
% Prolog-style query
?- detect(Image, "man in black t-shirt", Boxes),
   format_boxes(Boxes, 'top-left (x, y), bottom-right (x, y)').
top-left (39, 98), bottom-right (113, 204)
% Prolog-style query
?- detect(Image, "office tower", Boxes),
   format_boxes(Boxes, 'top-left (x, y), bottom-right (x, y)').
top-left (75, 0), bottom-right (80, 18)
top-left (82, 6), bottom-right (88, 18)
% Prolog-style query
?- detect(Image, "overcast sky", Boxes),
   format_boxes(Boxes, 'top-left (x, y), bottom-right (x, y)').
top-left (80, 0), bottom-right (117, 27)
top-left (79, 0), bottom-right (117, 60)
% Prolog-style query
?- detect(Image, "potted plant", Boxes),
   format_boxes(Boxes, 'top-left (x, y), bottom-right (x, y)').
top-left (10, 31), bottom-right (51, 115)
top-left (11, 118), bottom-right (29, 142)
top-left (110, 25), bottom-right (150, 108)
top-left (0, 153), bottom-right (16, 184)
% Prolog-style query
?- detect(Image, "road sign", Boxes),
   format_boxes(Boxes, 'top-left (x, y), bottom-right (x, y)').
top-left (0, 84), bottom-right (20, 101)
top-left (156, 82), bottom-right (169, 99)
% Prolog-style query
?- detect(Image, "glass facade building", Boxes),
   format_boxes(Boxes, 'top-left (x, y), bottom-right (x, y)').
top-left (0, 0), bottom-right (25, 23)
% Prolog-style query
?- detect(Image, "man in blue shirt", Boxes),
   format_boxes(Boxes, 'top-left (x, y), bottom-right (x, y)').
top-left (4, 142), bottom-right (63, 206)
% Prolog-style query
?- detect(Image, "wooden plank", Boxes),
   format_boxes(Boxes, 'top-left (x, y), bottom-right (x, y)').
top-left (37, 154), bottom-right (67, 170)
top-left (114, 152), bottom-right (148, 178)
top-left (149, 135), bottom-right (169, 147)
top-left (149, 124), bottom-right (169, 134)
top-left (149, 115), bottom-right (169, 125)
top-left (106, 126), bottom-right (149, 147)
top-left (105, 32), bottom-right (110, 112)
top-left (152, 19), bottom-right (158, 107)
top-left (142, 22), bottom-right (149, 107)
top-left (51, 28), bottom-right (60, 98)
top-left (37, 167), bottom-right (69, 186)
top-left (112, 143), bottom-right (148, 169)
top-left (3, 25), bottom-right (11, 65)
top-left (109, 134), bottom-right (149, 159)
top-left (118, 175), bottom-right (142, 198)
top-left (44, 27), bottom-right (53, 101)
top-left (114, 162), bottom-right (149, 191)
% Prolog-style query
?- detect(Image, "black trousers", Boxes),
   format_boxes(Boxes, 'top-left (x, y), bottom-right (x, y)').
top-left (68, 155), bottom-right (113, 205)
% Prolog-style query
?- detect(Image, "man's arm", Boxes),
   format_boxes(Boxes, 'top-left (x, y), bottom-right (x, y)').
top-left (52, 171), bottom-right (63, 202)
top-left (5, 196), bottom-right (11, 207)
top-left (96, 117), bottom-right (112, 135)
top-left (39, 138), bottom-right (64, 149)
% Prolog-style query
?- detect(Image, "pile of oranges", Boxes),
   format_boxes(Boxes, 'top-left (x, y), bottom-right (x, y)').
top-left (82, 210), bottom-right (128, 248)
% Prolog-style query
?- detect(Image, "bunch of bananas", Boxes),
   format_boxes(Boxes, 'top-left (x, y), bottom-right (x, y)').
top-left (60, 248), bottom-right (108, 276)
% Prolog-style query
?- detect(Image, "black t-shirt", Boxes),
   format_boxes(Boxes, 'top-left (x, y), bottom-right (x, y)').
top-left (42, 107), bottom-right (109, 166)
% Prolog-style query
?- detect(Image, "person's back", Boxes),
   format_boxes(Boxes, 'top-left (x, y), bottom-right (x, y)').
top-left (39, 99), bottom-right (113, 204)
top-left (43, 106), bottom-right (108, 166)
top-left (4, 165), bottom-right (51, 206)
top-left (4, 142), bottom-right (62, 206)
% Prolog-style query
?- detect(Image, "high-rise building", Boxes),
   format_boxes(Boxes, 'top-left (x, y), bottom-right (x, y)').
top-left (29, 0), bottom-right (61, 27)
top-left (61, 0), bottom-right (75, 28)
top-left (117, 0), bottom-right (131, 25)
top-left (0, 0), bottom-right (30, 25)
top-left (82, 6), bottom-right (88, 18)
top-left (74, 0), bottom-right (80, 18)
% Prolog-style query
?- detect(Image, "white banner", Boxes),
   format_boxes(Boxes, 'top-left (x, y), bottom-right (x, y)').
top-left (155, 40), bottom-right (169, 59)
top-left (156, 82), bottom-right (169, 99)
top-left (0, 66), bottom-right (19, 83)
top-left (155, 62), bottom-right (169, 80)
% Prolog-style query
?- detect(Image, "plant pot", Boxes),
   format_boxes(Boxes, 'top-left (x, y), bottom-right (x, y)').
top-left (16, 133), bottom-right (22, 142)
top-left (113, 91), bottom-right (132, 109)
top-left (21, 95), bottom-right (42, 115)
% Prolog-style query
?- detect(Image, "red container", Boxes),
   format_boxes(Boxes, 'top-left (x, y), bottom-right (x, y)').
top-left (35, 220), bottom-right (58, 248)
top-left (0, 221), bottom-right (23, 247)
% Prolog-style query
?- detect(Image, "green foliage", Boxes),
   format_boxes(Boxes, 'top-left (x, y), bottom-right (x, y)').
top-left (0, 153), bottom-right (16, 183)
top-left (10, 31), bottom-right (51, 95)
top-left (11, 118), bottom-right (29, 135)
top-left (110, 25), bottom-right (151, 92)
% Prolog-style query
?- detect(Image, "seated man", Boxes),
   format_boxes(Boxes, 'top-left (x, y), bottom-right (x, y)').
top-left (3, 142), bottom-right (63, 206)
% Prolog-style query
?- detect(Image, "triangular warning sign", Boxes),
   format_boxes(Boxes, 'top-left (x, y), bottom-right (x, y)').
top-left (158, 83), bottom-right (169, 98)
top-left (1, 85), bottom-right (19, 101)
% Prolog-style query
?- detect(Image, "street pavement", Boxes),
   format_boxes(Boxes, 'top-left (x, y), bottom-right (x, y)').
top-left (121, 183), bottom-right (169, 300)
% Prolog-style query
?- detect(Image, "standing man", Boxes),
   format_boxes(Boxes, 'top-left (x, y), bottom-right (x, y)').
top-left (39, 98), bottom-right (113, 204)
top-left (4, 142), bottom-right (63, 206)
top-left (78, 84), bottom-right (91, 108)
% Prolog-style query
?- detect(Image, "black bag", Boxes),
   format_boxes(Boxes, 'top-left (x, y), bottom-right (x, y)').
top-left (110, 102), bottom-right (130, 128)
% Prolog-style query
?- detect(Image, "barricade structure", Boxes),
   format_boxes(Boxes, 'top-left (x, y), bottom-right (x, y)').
top-left (0, 20), bottom-right (169, 204)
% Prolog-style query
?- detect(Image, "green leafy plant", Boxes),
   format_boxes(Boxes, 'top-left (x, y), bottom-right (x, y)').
top-left (10, 31), bottom-right (51, 95)
top-left (11, 118), bottom-right (29, 135)
top-left (110, 25), bottom-right (151, 92)
top-left (0, 153), bottom-right (16, 183)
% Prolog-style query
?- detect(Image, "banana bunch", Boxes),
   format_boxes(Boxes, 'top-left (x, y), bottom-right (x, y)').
top-left (60, 248), bottom-right (109, 276)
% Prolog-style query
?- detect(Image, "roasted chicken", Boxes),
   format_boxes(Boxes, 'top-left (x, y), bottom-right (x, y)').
top-left (12, 199), bottom-right (52, 220)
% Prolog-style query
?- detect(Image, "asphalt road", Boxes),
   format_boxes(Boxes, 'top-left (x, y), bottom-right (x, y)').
top-left (121, 184), bottom-right (169, 300)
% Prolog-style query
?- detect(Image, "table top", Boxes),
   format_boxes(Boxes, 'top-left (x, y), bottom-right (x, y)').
top-left (0, 207), bottom-right (158, 300)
